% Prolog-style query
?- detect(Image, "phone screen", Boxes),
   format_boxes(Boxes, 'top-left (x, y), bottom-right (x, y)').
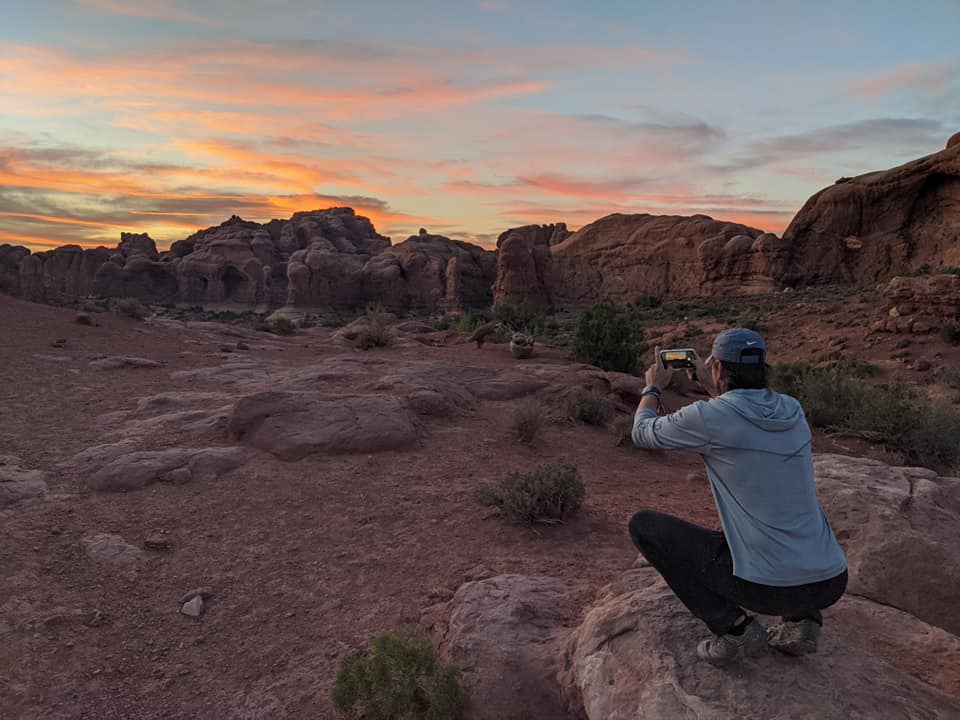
top-left (660, 349), bottom-right (695, 369)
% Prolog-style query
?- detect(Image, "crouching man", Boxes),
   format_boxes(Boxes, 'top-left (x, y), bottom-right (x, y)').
top-left (631, 328), bottom-right (847, 666)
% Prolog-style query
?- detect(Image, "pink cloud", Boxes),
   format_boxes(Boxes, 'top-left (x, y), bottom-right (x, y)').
top-left (851, 62), bottom-right (951, 98)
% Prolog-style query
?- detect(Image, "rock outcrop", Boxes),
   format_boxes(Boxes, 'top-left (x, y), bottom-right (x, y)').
top-left (562, 567), bottom-right (959, 720)
top-left (494, 214), bottom-right (790, 309)
top-left (870, 273), bottom-right (960, 334)
top-left (2, 209), bottom-right (497, 314)
top-left (780, 136), bottom-right (960, 284)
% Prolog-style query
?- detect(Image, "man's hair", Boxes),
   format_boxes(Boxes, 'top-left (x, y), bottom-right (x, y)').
top-left (718, 360), bottom-right (768, 392)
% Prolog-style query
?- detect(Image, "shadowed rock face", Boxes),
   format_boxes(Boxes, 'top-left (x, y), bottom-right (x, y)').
top-left (780, 138), bottom-right (960, 285)
top-left (494, 214), bottom-right (789, 308)
top-left (2, 208), bottom-right (496, 313)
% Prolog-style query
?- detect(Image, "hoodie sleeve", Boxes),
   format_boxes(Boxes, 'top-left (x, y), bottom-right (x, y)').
top-left (632, 401), bottom-right (711, 453)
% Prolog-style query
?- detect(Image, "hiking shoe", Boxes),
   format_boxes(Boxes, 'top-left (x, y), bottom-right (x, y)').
top-left (696, 618), bottom-right (767, 666)
top-left (767, 619), bottom-right (821, 656)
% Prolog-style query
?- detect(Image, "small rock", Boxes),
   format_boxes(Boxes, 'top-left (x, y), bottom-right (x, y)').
top-left (74, 312), bottom-right (93, 326)
top-left (51, 338), bottom-right (67, 348)
top-left (916, 360), bottom-right (932, 371)
top-left (889, 307), bottom-right (901, 318)
top-left (236, 341), bottom-right (250, 351)
top-left (895, 338), bottom-right (911, 349)
top-left (219, 345), bottom-right (234, 353)
top-left (143, 534), bottom-right (173, 551)
top-left (180, 596), bottom-right (203, 617)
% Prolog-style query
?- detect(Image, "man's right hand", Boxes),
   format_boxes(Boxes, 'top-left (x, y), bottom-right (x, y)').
top-left (690, 350), bottom-right (717, 397)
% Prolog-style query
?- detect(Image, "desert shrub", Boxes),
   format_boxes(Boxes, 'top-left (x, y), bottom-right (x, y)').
top-left (632, 294), bottom-right (662, 309)
top-left (941, 266), bottom-right (960, 277)
top-left (494, 301), bottom-right (550, 335)
top-left (355, 304), bottom-right (393, 350)
top-left (572, 300), bottom-right (644, 373)
top-left (511, 400), bottom-right (544, 445)
top-left (432, 316), bottom-right (452, 331)
top-left (78, 299), bottom-right (105, 313)
top-left (257, 315), bottom-right (297, 335)
top-left (771, 363), bottom-right (960, 469)
top-left (828, 357), bottom-right (880, 378)
top-left (455, 312), bottom-right (490, 334)
top-left (332, 628), bottom-right (466, 720)
top-left (568, 390), bottom-right (614, 427)
top-left (475, 460), bottom-right (584, 526)
top-left (941, 365), bottom-right (960, 390)
top-left (940, 320), bottom-right (960, 346)
top-left (110, 297), bottom-right (149, 320)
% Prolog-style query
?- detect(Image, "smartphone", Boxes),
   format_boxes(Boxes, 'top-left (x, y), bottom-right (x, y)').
top-left (659, 348), bottom-right (696, 370)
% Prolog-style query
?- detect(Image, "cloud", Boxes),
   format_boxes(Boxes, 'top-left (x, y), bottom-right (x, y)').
top-left (851, 62), bottom-right (952, 98)
top-left (77, 0), bottom-right (217, 24)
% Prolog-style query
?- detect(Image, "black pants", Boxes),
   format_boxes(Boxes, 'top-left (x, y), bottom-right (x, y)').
top-left (629, 510), bottom-right (847, 635)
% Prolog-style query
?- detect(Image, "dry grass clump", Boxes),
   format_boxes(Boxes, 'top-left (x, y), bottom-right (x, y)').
top-left (257, 315), bottom-right (297, 335)
top-left (476, 460), bottom-right (584, 526)
top-left (568, 390), bottom-right (614, 427)
top-left (333, 628), bottom-right (466, 720)
top-left (110, 297), bottom-right (149, 320)
top-left (355, 304), bottom-right (393, 350)
top-left (511, 400), bottom-right (544, 445)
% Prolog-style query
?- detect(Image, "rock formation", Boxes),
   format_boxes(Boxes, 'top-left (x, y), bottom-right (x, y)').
top-left (780, 135), bottom-right (960, 285)
top-left (494, 214), bottom-right (791, 309)
top-left (2, 208), bottom-right (497, 314)
top-left (870, 273), bottom-right (960, 334)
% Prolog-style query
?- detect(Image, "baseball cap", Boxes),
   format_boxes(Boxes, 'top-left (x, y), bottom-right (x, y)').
top-left (710, 328), bottom-right (767, 365)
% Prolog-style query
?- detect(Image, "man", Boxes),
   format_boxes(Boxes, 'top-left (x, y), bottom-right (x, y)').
top-left (630, 328), bottom-right (847, 666)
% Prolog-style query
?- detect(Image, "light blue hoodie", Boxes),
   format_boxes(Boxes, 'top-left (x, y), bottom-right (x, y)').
top-left (633, 389), bottom-right (847, 586)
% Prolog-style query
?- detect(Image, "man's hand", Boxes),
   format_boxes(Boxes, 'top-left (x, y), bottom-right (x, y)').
top-left (690, 349), bottom-right (718, 397)
top-left (645, 346), bottom-right (672, 390)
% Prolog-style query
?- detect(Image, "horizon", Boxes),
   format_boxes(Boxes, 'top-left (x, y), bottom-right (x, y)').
top-left (1, 1), bottom-right (959, 253)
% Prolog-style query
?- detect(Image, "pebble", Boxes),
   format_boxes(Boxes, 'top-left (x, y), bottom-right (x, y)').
top-left (181, 596), bottom-right (203, 618)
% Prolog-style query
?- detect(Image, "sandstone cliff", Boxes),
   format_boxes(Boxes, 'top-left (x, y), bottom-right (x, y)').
top-left (780, 135), bottom-right (960, 285)
top-left (494, 213), bottom-right (789, 308)
top-left (2, 209), bottom-right (496, 314)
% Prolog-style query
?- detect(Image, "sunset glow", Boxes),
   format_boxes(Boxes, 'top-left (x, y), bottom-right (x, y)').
top-left (1, 1), bottom-right (958, 252)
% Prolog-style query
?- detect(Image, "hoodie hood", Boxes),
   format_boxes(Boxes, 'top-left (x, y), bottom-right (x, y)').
top-left (714, 389), bottom-right (804, 432)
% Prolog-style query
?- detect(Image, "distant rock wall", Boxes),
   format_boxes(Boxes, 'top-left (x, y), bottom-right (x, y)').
top-left (2, 209), bottom-right (497, 314)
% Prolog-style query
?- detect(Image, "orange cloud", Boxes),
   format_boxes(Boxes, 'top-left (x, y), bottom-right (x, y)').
top-left (851, 62), bottom-right (951, 98)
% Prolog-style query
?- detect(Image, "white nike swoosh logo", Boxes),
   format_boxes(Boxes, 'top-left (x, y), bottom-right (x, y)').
top-left (746, 341), bottom-right (757, 345)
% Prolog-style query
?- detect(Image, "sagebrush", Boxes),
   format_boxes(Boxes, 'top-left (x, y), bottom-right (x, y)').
top-left (110, 297), bottom-right (149, 320)
top-left (355, 304), bottom-right (392, 350)
top-left (568, 390), bottom-right (614, 427)
top-left (257, 315), bottom-right (297, 335)
top-left (511, 400), bottom-right (544, 445)
top-left (332, 628), bottom-right (466, 720)
top-left (476, 460), bottom-right (584, 526)
top-left (770, 362), bottom-right (960, 469)
top-left (572, 300), bottom-right (644, 373)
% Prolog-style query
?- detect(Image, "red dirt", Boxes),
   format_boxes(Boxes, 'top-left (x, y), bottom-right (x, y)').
top-left (0, 293), bottom-right (953, 718)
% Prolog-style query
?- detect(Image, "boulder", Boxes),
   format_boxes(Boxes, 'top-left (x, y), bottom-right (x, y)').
top-left (561, 567), bottom-right (960, 719)
top-left (17, 244), bottom-right (112, 304)
top-left (88, 356), bottom-right (162, 370)
top-left (0, 455), bottom-right (48, 507)
top-left (82, 533), bottom-right (143, 568)
top-left (0, 244), bottom-right (29, 296)
top-left (434, 575), bottom-right (576, 720)
top-left (781, 136), bottom-right (960, 284)
top-left (227, 392), bottom-right (418, 460)
top-left (813, 453), bottom-right (960, 634)
top-left (492, 224), bottom-right (569, 307)
top-left (88, 446), bottom-right (246, 492)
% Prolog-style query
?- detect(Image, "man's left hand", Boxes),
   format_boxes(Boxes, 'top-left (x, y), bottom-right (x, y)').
top-left (645, 345), bottom-right (672, 390)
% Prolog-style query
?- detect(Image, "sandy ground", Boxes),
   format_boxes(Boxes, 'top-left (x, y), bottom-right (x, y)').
top-left (0, 293), bottom-right (952, 719)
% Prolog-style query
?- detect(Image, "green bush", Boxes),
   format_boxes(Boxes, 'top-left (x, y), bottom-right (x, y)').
top-left (456, 312), bottom-right (490, 334)
top-left (257, 316), bottom-right (297, 335)
top-left (771, 363), bottom-right (960, 469)
top-left (632, 294), bottom-right (663, 309)
top-left (940, 320), bottom-right (960, 346)
top-left (110, 297), bottom-right (149, 320)
top-left (332, 628), bottom-right (466, 720)
top-left (476, 460), bottom-right (584, 526)
top-left (511, 400), bottom-right (544, 445)
top-left (568, 390), bottom-right (614, 427)
top-left (572, 300), bottom-right (645, 373)
top-left (941, 267), bottom-right (960, 277)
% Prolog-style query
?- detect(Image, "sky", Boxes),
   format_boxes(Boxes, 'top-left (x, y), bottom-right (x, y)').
top-left (1, 1), bottom-right (958, 252)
